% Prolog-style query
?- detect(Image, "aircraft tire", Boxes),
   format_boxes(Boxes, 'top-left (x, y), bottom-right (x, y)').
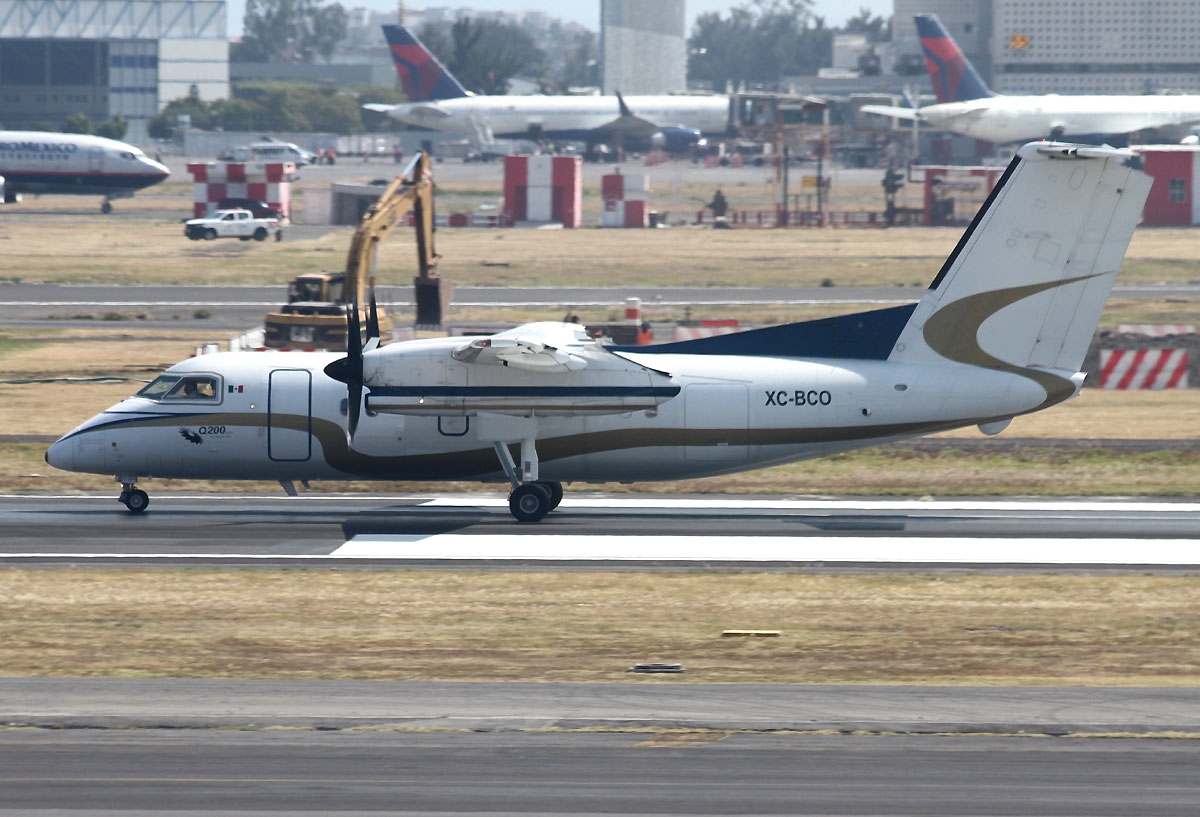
top-left (253, 227), bottom-right (268, 241)
top-left (101, 201), bottom-right (113, 214)
top-left (122, 489), bottom-right (149, 513)
top-left (534, 480), bottom-right (564, 511)
top-left (509, 483), bottom-right (551, 522)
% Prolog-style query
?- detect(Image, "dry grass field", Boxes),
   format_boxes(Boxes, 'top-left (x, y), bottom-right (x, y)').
top-left (2, 570), bottom-right (1198, 685)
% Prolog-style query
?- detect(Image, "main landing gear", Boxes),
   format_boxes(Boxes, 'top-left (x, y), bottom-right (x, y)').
top-left (117, 478), bottom-right (149, 513)
top-left (492, 440), bottom-right (562, 522)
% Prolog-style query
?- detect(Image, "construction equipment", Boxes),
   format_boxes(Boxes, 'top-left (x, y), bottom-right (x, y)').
top-left (263, 151), bottom-right (442, 349)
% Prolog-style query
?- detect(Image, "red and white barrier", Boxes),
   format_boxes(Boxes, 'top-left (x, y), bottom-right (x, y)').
top-left (503, 155), bottom-right (581, 227)
top-left (601, 173), bottom-right (649, 228)
top-left (1116, 324), bottom-right (1196, 336)
top-left (1099, 349), bottom-right (1188, 389)
top-left (186, 162), bottom-right (297, 220)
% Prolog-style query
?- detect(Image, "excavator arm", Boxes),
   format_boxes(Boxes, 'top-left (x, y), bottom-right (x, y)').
top-left (262, 150), bottom-right (443, 349)
top-left (344, 151), bottom-right (440, 312)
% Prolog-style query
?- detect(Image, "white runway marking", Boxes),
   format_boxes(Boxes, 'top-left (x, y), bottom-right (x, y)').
top-left (423, 496), bottom-right (1200, 514)
top-left (333, 534), bottom-right (1200, 565)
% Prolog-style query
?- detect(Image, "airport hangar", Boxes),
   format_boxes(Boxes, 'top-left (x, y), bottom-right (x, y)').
top-left (0, 0), bottom-right (229, 145)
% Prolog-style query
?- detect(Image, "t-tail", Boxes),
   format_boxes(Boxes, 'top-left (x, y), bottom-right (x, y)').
top-left (916, 13), bottom-right (993, 103)
top-left (382, 24), bottom-right (469, 101)
top-left (888, 142), bottom-right (1152, 410)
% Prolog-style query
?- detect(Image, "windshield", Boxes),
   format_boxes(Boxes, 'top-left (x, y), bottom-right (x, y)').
top-left (136, 375), bottom-right (181, 399)
top-left (136, 374), bottom-right (220, 402)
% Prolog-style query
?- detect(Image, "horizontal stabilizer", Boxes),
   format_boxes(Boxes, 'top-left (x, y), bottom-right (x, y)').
top-left (860, 104), bottom-right (920, 121)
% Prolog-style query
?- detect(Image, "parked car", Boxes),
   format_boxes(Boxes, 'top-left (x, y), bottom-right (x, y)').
top-left (217, 197), bottom-right (279, 219)
top-left (185, 209), bottom-right (281, 241)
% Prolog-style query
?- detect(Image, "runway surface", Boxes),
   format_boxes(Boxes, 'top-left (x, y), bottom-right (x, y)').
top-left (3, 679), bottom-right (1200, 815)
top-left (6, 494), bottom-right (1200, 814)
top-left (1, 282), bottom-right (1192, 332)
top-left (3, 494), bottom-right (1200, 568)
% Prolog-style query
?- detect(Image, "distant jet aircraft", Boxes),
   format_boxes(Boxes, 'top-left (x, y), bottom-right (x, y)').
top-left (0, 131), bottom-right (169, 213)
top-left (365, 25), bottom-right (728, 152)
top-left (48, 142), bottom-right (1151, 521)
top-left (861, 14), bottom-right (1200, 144)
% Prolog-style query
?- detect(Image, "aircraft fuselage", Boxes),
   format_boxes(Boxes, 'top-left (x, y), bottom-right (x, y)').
top-left (920, 94), bottom-right (1200, 143)
top-left (46, 342), bottom-right (1050, 487)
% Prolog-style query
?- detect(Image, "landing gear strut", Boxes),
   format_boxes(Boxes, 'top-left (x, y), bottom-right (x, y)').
top-left (117, 478), bottom-right (149, 513)
top-left (492, 440), bottom-right (562, 522)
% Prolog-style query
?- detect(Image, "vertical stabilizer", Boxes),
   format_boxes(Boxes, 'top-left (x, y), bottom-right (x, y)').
top-left (888, 143), bottom-right (1152, 404)
top-left (915, 14), bottom-right (993, 103)
top-left (382, 25), bottom-right (469, 101)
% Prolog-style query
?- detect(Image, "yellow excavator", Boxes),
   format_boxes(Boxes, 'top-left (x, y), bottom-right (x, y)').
top-left (263, 151), bottom-right (443, 350)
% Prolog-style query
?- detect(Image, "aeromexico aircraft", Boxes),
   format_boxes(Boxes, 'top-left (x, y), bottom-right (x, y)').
top-left (47, 142), bottom-right (1151, 521)
top-left (364, 25), bottom-right (728, 152)
top-left (861, 14), bottom-right (1200, 144)
top-left (0, 130), bottom-right (169, 212)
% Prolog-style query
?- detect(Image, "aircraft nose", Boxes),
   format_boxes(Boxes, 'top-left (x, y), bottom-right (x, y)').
top-left (144, 157), bottom-right (170, 180)
top-left (45, 437), bottom-right (74, 471)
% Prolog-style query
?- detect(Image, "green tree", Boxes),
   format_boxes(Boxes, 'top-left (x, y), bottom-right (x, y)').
top-left (211, 97), bottom-right (262, 131)
top-left (234, 0), bottom-right (348, 63)
top-left (844, 7), bottom-right (891, 43)
top-left (353, 84), bottom-right (405, 131)
top-left (557, 28), bottom-right (599, 91)
top-left (688, 0), bottom-right (832, 89)
top-left (62, 112), bottom-right (94, 134)
top-left (147, 96), bottom-right (216, 139)
top-left (418, 17), bottom-right (544, 95)
top-left (95, 116), bottom-right (128, 141)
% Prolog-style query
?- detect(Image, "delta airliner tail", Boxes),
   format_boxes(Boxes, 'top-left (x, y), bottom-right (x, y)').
top-left (382, 24), bottom-right (469, 102)
top-left (915, 13), bottom-right (994, 104)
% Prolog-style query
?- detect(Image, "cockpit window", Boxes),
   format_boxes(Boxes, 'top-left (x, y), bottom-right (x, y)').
top-left (136, 375), bottom-right (180, 399)
top-left (120, 151), bottom-right (135, 160)
top-left (137, 374), bottom-right (220, 402)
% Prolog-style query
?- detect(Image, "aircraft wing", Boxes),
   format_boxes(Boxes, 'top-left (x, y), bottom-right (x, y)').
top-left (452, 335), bottom-right (588, 373)
top-left (588, 92), bottom-right (664, 143)
top-left (362, 103), bottom-right (398, 113)
top-left (362, 322), bottom-right (679, 417)
top-left (860, 104), bottom-right (921, 121)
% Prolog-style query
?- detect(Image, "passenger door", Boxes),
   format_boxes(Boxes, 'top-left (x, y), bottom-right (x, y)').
top-left (267, 369), bottom-right (312, 461)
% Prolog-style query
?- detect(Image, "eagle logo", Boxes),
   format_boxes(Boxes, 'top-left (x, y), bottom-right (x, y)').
top-left (179, 428), bottom-right (203, 445)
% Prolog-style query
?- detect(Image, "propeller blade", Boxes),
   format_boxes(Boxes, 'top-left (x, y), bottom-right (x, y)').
top-left (345, 304), bottom-right (363, 437)
top-left (366, 287), bottom-right (381, 343)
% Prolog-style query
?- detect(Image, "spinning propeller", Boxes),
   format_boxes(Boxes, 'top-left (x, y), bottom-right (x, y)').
top-left (323, 285), bottom-right (381, 440)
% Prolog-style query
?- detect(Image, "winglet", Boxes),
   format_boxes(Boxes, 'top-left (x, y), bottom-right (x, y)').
top-left (915, 13), bottom-right (993, 103)
top-left (382, 24), bottom-right (469, 101)
top-left (616, 90), bottom-right (633, 118)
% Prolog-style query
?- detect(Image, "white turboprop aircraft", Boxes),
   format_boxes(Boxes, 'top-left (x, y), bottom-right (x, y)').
top-left (0, 130), bottom-right (169, 212)
top-left (47, 142), bottom-right (1151, 521)
top-left (861, 14), bottom-right (1200, 144)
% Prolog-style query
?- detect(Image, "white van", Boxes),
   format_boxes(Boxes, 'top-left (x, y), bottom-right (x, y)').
top-left (228, 142), bottom-right (315, 165)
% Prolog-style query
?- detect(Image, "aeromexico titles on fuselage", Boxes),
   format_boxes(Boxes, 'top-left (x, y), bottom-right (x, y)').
top-left (0, 131), bottom-right (169, 199)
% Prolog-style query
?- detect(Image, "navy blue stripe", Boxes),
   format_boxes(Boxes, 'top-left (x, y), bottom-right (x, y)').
top-left (616, 304), bottom-right (917, 360)
top-left (368, 386), bottom-right (679, 398)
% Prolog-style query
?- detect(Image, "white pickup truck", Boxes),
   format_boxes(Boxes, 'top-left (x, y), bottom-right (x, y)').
top-left (185, 209), bottom-right (281, 241)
